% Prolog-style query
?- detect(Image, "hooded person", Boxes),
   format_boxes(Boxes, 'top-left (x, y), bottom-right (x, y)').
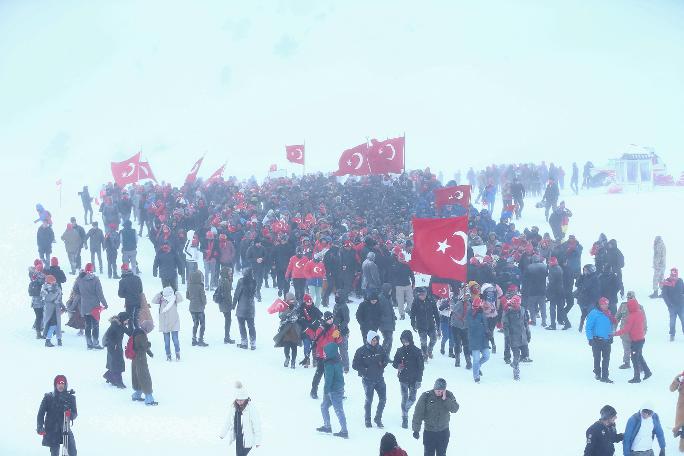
top-left (216, 265), bottom-right (235, 344)
top-left (614, 297), bottom-right (651, 383)
top-left (661, 267), bottom-right (684, 341)
top-left (61, 223), bottom-right (83, 275)
top-left (151, 286), bottom-right (184, 361)
top-left (410, 287), bottom-right (440, 361)
top-left (219, 381), bottom-right (262, 454)
top-left (501, 285), bottom-right (531, 380)
top-left (316, 343), bottom-right (349, 439)
top-left (40, 275), bottom-right (65, 347)
top-left (120, 219), bottom-right (139, 274)
top-left (186, 269), bottom-right (208, 347)
top-left (153, 243), bottom-right (183, 292)
top-left (232, 267), bottom-right (257, 350)
top-left (36, 374), bottom-right (78, 455)
top-left (362, 251), bottom-right (381, 298)
top-left (622, 402), bottom-right (666, 456)
top-left (392, 330), bottom-right (425, 429)
top-left (466, 287), bottom-right (490, 383)
top-left (352, 330), bottom-right (389, 428)
top-left (131, 320), bottom-right (157, 405)
top-left (73, 263), bottom-right (108, 350)
top-left (102, 312), bottom-right (131, 388)
top-left (379, 432), bottom-right (408, 456)
top-left (273, 294), bottom-right (302, 369)
top-left (356, 290), bottom-right (383, 342)
top-left (44, 257), bottom-right (67, 290)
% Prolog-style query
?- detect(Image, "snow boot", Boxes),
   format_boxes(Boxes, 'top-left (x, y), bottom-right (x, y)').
top-left (333, 430), bottom-right (349, 439)
top-left (250, 340), bottom-right (256, 350)
top-left (35, 329), bottom-right (43, 339)
top-left (619, 363), bottom-right (631, 369)
top-left (521, 357), bottom-right (533, 363)
top-left (166, 355), bottom-right (172, 361)
top-left (648, 292), bottom-right (659, 299)
top-left (628, 377), bottom-right (641, 383)
top-left (290, 358), bottom-right (296, 369)
top-left (300, 356), bottom-right (310, 367)
top-left (45, 339), bottom-right (54, 347)
top-left (546, 325), bottom-right (556, 330)
top-left (562, 322), bottom-right (571, 330)
top-left (176, 352), bottom-right (181, 361)
top-left (643, 371), bottom-right (652, 380)
top-left (197, 339), bottom-right (208, 347)
top-left (365, 419), bottom-right (372, 428)
top-left (600, 377), bottom-right (614, 384)
top-left (57, 339), bottom-right (62, 346)
top-left (192, 337), bottom-right (198, 346)
top-left (284, 356), bottom-right (290, 368)
top-left (402, 416), bottom-right (408, 429)
top-left (316, 426), bottom-right (332, 433)
top-left (454, 354), bottom-right (460, 367)
top-left (465, 355), bottom-right (472, 370)
top-left (224, 337), bottom-right (235, 344)
top-left (374, 417), bottom-right (384, 428)
top-left (92, 339), bottom-right (103, 350)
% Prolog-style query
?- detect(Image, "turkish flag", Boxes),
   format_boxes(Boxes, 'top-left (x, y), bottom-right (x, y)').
top-left (138, 161), bottom-right (158, 183)
top-left (431, 283), bottom-right (450, 299)
top-left (434, 185), bottom-right (471, 208)
top-left (334, 142), bottom-right (371, 176)
top-left (409, 216), bottom-right (468, 281)
top-left (185, 157), bottom-right (204, 184)
top-left (267, 298), bottom-right (289, 314)
top-left (110, 152), bottom-right (141, 187)
top-left (286, 145), bottom-right (305, 165)
top-left (90, 305), bottom-right (105, 322)
top-left (205, 163), bottom-right (225, 186)
top-left (368, 136), bottom-right (404, 174)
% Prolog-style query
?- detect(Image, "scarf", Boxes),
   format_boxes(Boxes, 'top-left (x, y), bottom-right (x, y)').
top-left (601, 307), bottom-right (617, 325)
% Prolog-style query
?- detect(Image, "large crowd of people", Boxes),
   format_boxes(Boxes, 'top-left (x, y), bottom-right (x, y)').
top-left (28, 162), bottom-right (682, 456)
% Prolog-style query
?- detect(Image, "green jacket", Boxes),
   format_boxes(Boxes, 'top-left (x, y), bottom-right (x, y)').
top-left (412, 389), bottom-right (459, 433)
top-left (323, 343), bottom-right (344, 394)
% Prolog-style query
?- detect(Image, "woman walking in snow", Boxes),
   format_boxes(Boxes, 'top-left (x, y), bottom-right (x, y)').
top-left (219, 381), bottom-right (262, 456)
top-left (151, 286), bottom-right (184, 361)
top-left (102, 312), bottom-right (131, 388)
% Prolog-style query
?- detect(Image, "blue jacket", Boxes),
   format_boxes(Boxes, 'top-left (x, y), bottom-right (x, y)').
top-left (466, 309), bottom-right (489, 351)
top-left (623, 412), bottom-right (665, 456)
top-left (585, 308), bottom-right (612, 341)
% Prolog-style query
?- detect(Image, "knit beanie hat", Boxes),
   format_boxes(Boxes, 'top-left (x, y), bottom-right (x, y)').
top-left (434, 378), bottom-right (447, 390)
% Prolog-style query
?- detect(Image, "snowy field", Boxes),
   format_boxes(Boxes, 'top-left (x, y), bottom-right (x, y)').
top-left (3, 181), bottom-right (684, 455)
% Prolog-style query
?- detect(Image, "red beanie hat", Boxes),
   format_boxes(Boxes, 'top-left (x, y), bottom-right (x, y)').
top-left (34, 259), bottom-right (43, 267)
top-left (84, 263), bottom-right (95, 273)
top-left (507, 284), bottom-right (518, 292)
top-left (548, 256), bottom-right (558, 267)
top-left (50, 257), bottom-right (59, 267)
top-left (598, 297), bottom-right (609, 306)
top-left (121, 263), bottom-right (130, 271)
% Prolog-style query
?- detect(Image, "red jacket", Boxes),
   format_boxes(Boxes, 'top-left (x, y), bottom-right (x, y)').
top-left (285, 255), bottom-right (309, 279)
top-left (614, 299), bottom-right (646, 341)
top-left (305, 324), bottom-right (344, 359)
top-left (304, 260), bottom-right (326, 279)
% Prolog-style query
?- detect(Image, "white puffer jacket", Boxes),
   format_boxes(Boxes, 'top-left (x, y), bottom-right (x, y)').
top-left (219, 401), bottom-right (262, 448)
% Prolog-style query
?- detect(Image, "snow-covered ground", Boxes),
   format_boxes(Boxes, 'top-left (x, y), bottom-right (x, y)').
top-left (3, 181), bottom-right (684, 455)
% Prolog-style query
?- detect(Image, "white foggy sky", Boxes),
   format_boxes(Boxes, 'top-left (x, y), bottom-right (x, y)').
top-left (1, 0), bottom-right (683, 185)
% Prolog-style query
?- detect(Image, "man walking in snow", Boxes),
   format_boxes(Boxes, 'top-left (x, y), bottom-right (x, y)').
top-left (412, 378), bottom-right (459, 456)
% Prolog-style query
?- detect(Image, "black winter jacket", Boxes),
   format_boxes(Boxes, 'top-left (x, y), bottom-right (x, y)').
top-left (118, 271), bottom-right (143, 308)
top-left (352, 342), bottom-right (388, 381)
top-left (392, 332), bottom-right (424, 384)
top-left (411, 296), bottom-right (440, 331)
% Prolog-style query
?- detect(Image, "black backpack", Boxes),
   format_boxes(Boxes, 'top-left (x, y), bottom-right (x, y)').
top-left (28, 280), bottom-right (42, 297)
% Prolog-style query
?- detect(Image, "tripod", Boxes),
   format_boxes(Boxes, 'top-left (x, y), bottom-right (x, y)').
top-left (61, 409), bottom-right (72, 456)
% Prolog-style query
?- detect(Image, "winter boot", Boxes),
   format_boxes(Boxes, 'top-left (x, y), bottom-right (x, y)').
top-left (465, 355), bottom-right (472, 370)
top-left (562, 322), bottom-right (571, 330)
top-left (546, 324), bottom-right (556, 330)
top-left (57, 339), bottom-right (62, 346)
top-left (628, 377), bottom-right (641, 383)
top-left (643, 370), bottom-right (652, 380)
top-left (192, 337), bottom-right (198, 346)
top-left (86, 336), bottom-right (94, 350)
top-left (238, 340), bottom-right (248, 349)
top-left (300, 356), bottom-right (310, 368)
top-left (45, 339), bottom-right (54, 347)
top-left (648, 291), bottom-right (659, 299)
top-left (619, 363), bottom-right (631, 369)
top-left (365, 419), bottom-right (372, 428)
top-left (513, 367), bottom-right (520, 380)
top-left (166, 354), bottom-right (172, 361)
top-left (316, 426), bottom-right (332, 433)
top-left (176, 352), bottom-right (181, 361)
top-left (402, 416), bottom-right (408, 429)
top-left (224, 337), bottom-right (235, 344)
top-left (92, 339), bottom-right (103, 350)
top-left (454, 353), bottom-right (461, 367)
top-left (521, 357), bottom-right (533, 363)
top-left (374, 417), bottom-right (384, 428)
top-left (250, 340), bottom-right (256, 350)
top-left (197, 339), bottom-right (208, 347)
top-left (290, 358), bottom-right (296, 369)
top-left (35, 329), bottom-right (43, 339)
top-left (333, 430), bottom-right (349, 439)
top-left (284, 356), bottom-right (290, 368)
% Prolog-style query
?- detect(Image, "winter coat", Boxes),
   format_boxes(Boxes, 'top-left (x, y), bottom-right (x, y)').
top-left (323, 247), bottom-right (341, 277)
top-left (245, 244), bottom-right (266, 268)
top-left (131, 329), bottom-right (153, 394)
top-left (232, 276), bottom-right (256, 319)
top-left (670, 375), bottom-right (684, 449)
top-left (305, 323), bottom-right (343, 360)
top-left (653, 239), bottom-right (666, 270)
top-left (616, 300), bottom-right (647, 341)
top-left (29, 269), bottom-right (46, 308)
top-left (362, 254), bottom-right (381, 290)
top-left (467, 308), bottom-right (489, 351)
top-left (186, 270), bottom-right (206, 312)
top-left (273, 306), bottom-right (302, 347)
top-left (605, 245), bottom-right (625, 272)
top-left (86, 227), bottom-right (104, 251)
top-left (120, 223), bottom-right (137, 251)
top-left (614, 299), bottom-right (646, 341)
top-left (304, 260), bottom-right (326, 287)
top-left (216, 268), bottom-right (234, 313)
top-left (40, 282), bottom-right (63, 330)
top-left (285, 255), bottom-right (308, 279)
top-left (623, 411), bottom-right (665, 456)
top-left (585, 308), bottom-right (612, 341)
top-left (662, 277), bottom-right (684, 308)
top-left (411, 296), bottom-right (440, 331)
top-left (352, 341), bottom-right (388, 381)
top-left (584, 421), bottom-right (623, 456)
top-left (523, 262), bottom-right (547, 296)
top-left (299, 303), bottom-right (323, 333)
top-left (577, 272), bottom-right (601, 310)
top-left (138, 293), bottom-right (154, 330)
top-left (333, 300), bottom-right (350, 337)
top-left (151, 288), bottom-right (184, 333)
top-left (411, 389), bottom-right (459, 433)
top-left (356, 299), bottom-right (382, 333)
top-left (152, 250), bottom-right (182, 280)
top-left (392, 331), bottom-right (424, 384)
top-left (37, 225), bottom-right (55, 252)
top-left (378, 286), bottom-right (396, 331)
top-left (599, 271), bottom-right (621, 305)
top-left (219, 401), bottom-right (262, 449)
top-left (389, 259), bottom-right (415, 287)
top-left (37, 385), bottom-right (77, 447)
top-left (546, 264), bottom-right (564, 300)
top-left (449, 293), bottom-right (469, 330)
top-left (502, 303), bottom-right (530, 348)
top-left (323, 343), bottom-right (345, 393)
top-left (102, 316), bottom-right (130, 373)
top-left (44, 266), bottom-right (67, 290)
top-left (61, 228), bottom-right (82, 253)
top-left (74, 273), bottom-right (107, 317)
top-left (104, 231), bottom-right (120, 258)
top-left (118, 271), bottom-right (143, 309)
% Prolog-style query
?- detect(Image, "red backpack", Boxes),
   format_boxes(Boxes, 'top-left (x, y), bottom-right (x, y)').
top-left (125, 336), bottom-right (135, 360)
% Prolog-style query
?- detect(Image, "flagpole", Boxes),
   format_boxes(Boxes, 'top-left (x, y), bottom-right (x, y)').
top-left (403, 132), bottom-right (406, 174)
top-left (365, 136), bottom-right (373, 176)
top-left (303, 140), bottom-right (306, 177)
top-left (137, 146), bottom-right (142, 185)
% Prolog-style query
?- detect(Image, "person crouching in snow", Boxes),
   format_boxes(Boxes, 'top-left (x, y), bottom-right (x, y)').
top-left (316, 342), bottom-right (348, 439)
top-left (501, 285), bottom-right (531, 380)
top-left (41, 275), bottom-right (65, 347)
top-left (102, 312), bottom-right (131, 388)
top-left (186, 270), bottom-right (208, 347)
top-left (151, 286), bottom-right (184, 361)
top-left (131, 319), bottom-right (157, 405)
top-left (219, 381), bottom-right (262, 456)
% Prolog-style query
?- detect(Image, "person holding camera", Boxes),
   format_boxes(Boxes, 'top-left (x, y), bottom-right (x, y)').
top-left (411, 378), bottom-right (459, 456)
top-left (37, 374), bottom-right (77, 456)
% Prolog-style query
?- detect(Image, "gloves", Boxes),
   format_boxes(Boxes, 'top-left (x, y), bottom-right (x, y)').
top-left (37, 426), bottom-right (45, 436)
top-left (413, 431), bottom-right (420, 440)
top-left (65, 409), bottom-right (71, 418)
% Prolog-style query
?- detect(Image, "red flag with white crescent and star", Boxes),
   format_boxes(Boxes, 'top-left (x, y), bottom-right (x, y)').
top-left (286, 145), bottom-right (305, 165)
top-left (205, 163), bottom-right (226, 186)
top-left (409, 216), bottom-right (468, 281)
top-left (138, 161), bottom-right (158, 183)
top-left (434, 185), bottom-right (471, 209)
top-left (431, 283), bottom-right (450, 299)
top-left (334, 142), bottom-right (371, 176)
top-left (267, 298), bottom-right (289, 314)
top-left (368, 136), bottom-right (405, 174)
top-left (110, 152), bottom-right (141, 187)
top-left (185, 157), bottom-right (204, 184)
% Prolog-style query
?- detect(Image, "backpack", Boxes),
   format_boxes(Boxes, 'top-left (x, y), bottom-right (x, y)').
top-left (125, 336), bottom-right (135, 360)
top-left (212, 287), bottom-right (224, 304)
top-left (28, 280), bottom-right (42, 297)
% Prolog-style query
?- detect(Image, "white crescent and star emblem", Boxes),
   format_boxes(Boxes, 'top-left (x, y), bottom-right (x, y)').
top-left (351, 152), bottom-right (365, 169)
top-left (447, 190), bottom-right (464, 200)
top-left (380, 143), bottom-right (396, 160)
top-left (438, 287), bottom-right (447, 296)
top-left (313, 265), bottom-right (322, 274)
top-left (291, 147), bottom-right (303, 160)
top-left (122, 163), bottom-right (136, 178)
top-left (435, 230), bottom-right (467, 265)
top-left (295, 259), bottom-right (307, 269)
